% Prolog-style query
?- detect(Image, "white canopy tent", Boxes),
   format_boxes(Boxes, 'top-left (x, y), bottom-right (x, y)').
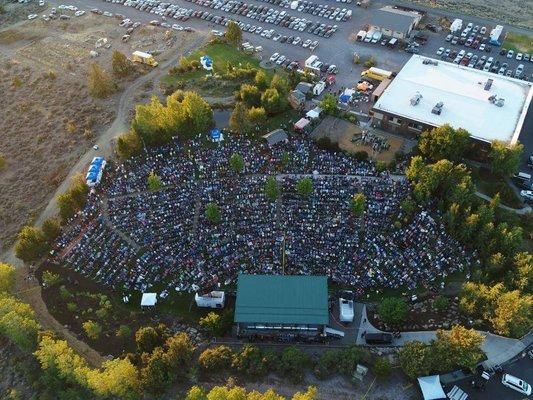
top-left (141, 293), bottom-right (157, 308)
top-left (417, 375), bottom-right (446, 400)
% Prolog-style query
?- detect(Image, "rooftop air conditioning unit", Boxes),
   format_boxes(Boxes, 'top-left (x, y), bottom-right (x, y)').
top-left (431, 101), bottom-right (444, 115)
top-left (410, 92), bottom-right (423, 106)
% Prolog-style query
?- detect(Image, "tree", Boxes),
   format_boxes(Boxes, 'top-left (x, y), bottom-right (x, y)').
top-left (116, 131), bottom-right (142, 158)
top-left (239, 84), bottom-right (261, 107)
top-left (433, 295), bottom-right (449, 312)
top-left (88, 62), bottom-right (116, 98)
top-left (490, 290), bottom-right (532, 337)
top-left (229, 102), bottom-right (251, 134)
top-left (296, 178), bottom-right (313, 199)
top-left (87, 358), bottom-right (141, 400)
top-left (116, 325), bottom-right (132, 339)
top-left (42, 218), bottom-right (61, 243)
top-left (320, 93), bottom-right (338, 115)
top-left (278, 346), bottom-right (309, 383)
top-left (112, 50), bottom-right (134, 77)
top-left (292, 386), bottom-right (317, 400)
top-left (261, 88), bottom-right (287, 115)
top-left (56, 173), bottom-right (90, 222)
top-left (132, 95), bottom-right (174, 146)
top-left (254, 70), bottom-right (268, 90)
top-left (264, 176), bottom-right (280, 202)
top-left (147, 170), bottom-right (164, 191)
top-left (431, 325), bottom-right (485, 372)
top-left (314, 350), bottom-right (342, 379)
top-left (350, 193), bottom-right (366, 216)
top-left (140, 347), bottom-right (172, 394)
top-left (247, 106), bottom-right (267, 128)
top-left (229, 153), bottom-right (245, 173)
top-left (15, 226), bottom-right (49, 263)
top-left (225, 21), bottom-right (243, 47)
top-left (398, 341), bottom-right (432, 379)
top-left (372, 357), bottom-right (392, 379)
top-left (377, 297), bottom-right (409, 326)
top-left (0, 263), bottom-right (15, 293)
top-left (198, 345), bottom-right (234, 371)
top-left (199, 312), bottom-right (223, 335)
top-left (181, 91), bottom-right (214, 137)
top-left (0, 294), bottom-right (40, 351)
top-left (163, 332), bottom-right (194, 375)
top-left (510, 252), bottom-right (533, 292)
top-left (489, 140), bottom-right (524, 177)
top-left (270, 74), bottom-right (289, 95)
top-left (205, 202), bottom-right (221, 224)
top-left (135, 326), bottom-right (164, 354)
top-left (42, 270), bottom-right (62, 287)
top-left (82, 320), bottom-right (102, 340)
top-left (418, 124), bottom-right (470, 162)
top-left (232, 345), bottom-right (271, 378)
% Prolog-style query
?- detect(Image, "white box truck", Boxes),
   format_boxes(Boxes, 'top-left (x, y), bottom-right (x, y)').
top-left (195, 291), bottom-right (225, 308)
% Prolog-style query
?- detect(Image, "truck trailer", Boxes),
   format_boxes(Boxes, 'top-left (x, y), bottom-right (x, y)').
top-left (450, 18), bottom-right (462, 33)
top-left (131, 50), bottom-right (158, 67)
top-left (361, 67), bottom-right (394, 81)
top-left (489, 25), bottom-right (504, 46)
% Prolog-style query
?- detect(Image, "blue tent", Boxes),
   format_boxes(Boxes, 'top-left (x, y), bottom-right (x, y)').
top-left (200, 55), bottom-right (213, 70)
top-left (339, 93), bottom-right (351, 103)
top-left (210, 128), bottom-right (221, 141)
top-left (86, 171), bottom-right (98, 182)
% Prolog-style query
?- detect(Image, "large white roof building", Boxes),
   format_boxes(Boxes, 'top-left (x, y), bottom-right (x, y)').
top-left (371, 55), bottom-right (533, 145)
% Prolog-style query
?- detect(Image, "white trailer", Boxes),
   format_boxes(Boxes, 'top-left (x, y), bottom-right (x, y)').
top-left (195, 291), bottom-right (225, 308)
top-left (305, 55), bottom-right (319, 67)
top-left (450, 19), bottom-right (462, 33)
top-left (356, 30), bottom-right (367, 41)
top-left (313, 80), bottom-right (326, 96)
top-left (339, 291), bottom-right (354, 323)
top-left (490, 25), bottom-right (504, 45)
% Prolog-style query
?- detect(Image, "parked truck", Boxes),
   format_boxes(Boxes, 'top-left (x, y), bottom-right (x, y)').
top-left (450, 18), bottom-right (462, 34)
top-left (361, 67), bottom-right (394, 81)
top-left (131, 50), bottom-right (158, 67)
top-left (489, 25), bottom-right (504, 46)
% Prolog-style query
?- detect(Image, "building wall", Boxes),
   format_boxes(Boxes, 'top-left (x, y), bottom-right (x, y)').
top-left (370, 25), bottom-right (407, 39)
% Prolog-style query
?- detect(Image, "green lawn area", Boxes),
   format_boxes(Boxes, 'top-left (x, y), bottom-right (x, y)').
top-left (161, 42), bottom-right (277, 98)
top-left (502, 32), bottom-right (533, 53)
top-left (471, 167), bottom-right (522, 208)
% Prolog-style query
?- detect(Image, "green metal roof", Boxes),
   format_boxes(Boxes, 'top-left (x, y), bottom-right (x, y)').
top-left (234, 274), bottom-right (329, 325)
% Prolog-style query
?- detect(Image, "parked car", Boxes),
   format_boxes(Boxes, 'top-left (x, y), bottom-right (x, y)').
top-left (507, 49), bottom-right (515, 58)
top-left (501, 374), bottom-right (532, 396)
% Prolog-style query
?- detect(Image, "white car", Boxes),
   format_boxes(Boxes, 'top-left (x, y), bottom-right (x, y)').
top-left (27, 14), bottom-right (38, 20)
top-left (269, 52), bottom-right (279, 62)
top-left (172, 24), bottom-right (183, 31)
top-left (501, 374), bottom-right (532, 396)
top-left (74, 10), bottom-right (85, 17)
top-left (520, 190), bottom-right (533, 201)
top-left (302, 39), bottom-right (312, 48)
top-left (93, 145), bottom-right (99, 150)
top-left (436, 47), bottom-right (445, 56)
top-left (39, 0), bottom-right (45, 6)
top-left (516, 52), bottom-right (523, 60)
top-left (275, 55), bottom-right (286, 65)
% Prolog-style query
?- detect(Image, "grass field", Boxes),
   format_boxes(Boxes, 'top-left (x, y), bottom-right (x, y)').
top-left (502, 32), bottom-right (533, 53)
top-left (161, 42), bottom-right (276, 97)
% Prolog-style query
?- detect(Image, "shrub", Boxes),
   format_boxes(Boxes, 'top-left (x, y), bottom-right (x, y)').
top-left (232, 345), bottom-right (271, 378)
top-left (353, 151), bottom-right (369, 161)
top-left (66, 302), bottom-right (77, 312)
top-left (0, 154), bottom-right (6, 171)
top-left (314, 350), bottom-right (342, 379)
top-left (116, 325), bottom-right (132, 339)
top-left (198, 345), bottom-right (235, 371)
top-left (372, 357), bottom-right (392, 378)
top-left (364, 57), bottom-right (376, 68)
top-left (42, 271), bottom-right (62, 288)
top-left (0, 263), bottom-right (16, 293)
top-left (375, 161), bottom-right (387, 173)
top-left (377, 297), bottom-right (409, 326)
top-left (338, 346), bottom-right (367, 375)
top-left (278, 346), bottom-right (309, 383)
top-left (433, 295), bottom-right (449, 312)
top-left (83, 320), bottom-right (102, 340)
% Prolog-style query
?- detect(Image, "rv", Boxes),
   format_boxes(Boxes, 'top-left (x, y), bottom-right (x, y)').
top-left (339, 291), bottom-right (354, 323)
top-left (450, 18), bottom-right (463, 34)
top-left (195, 291), bottom-right (225, 308)
top-left (356, 30), bottom-right (367, 41)
top-left (131, 51), bottom-right (158, 67)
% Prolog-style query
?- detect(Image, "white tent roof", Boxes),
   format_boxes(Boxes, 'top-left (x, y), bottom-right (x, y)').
top-left (417, 375), bottom-right (446, 400)
top-left (141, 293), bottom-right (157, 307)
top-left (306, 107), bottom-right (321, 119)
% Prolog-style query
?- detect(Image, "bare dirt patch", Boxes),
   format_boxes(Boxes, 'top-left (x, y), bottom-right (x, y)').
top-left (0, 14), bottom-right (201, 252)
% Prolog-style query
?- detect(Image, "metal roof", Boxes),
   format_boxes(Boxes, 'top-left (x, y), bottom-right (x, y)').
top-left (234, 274), bottom-right (329, 325)
top-left (262, 129), bottom-right (288, 146)
top-left (371, 8), bottom-right (418, 33)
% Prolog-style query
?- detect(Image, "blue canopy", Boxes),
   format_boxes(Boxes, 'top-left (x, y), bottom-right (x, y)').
top-left (339, 94), bottom-right (351, 103)
top-left (201, 55), bottom-right (213, 69)
top-left (210, 128), bottom-right (221, 140)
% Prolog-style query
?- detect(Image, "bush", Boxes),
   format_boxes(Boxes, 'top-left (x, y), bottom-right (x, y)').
top-left (0, 154), bottom-right (6, 171)
top-left (42, 271), bottom-right (62, 288)
top-left (199, 310), bottom-right (233, 336)
top-left (353, 151), bottom-right (369, 161)
top-left (377, 297), bottom-right (409, 326)
top-left (135, 325), bottom-right (167, 354)
top-left (0, 263), bottom-right (16, 293)
top-left (338, 346), bottom-right (368, 375)
top-left (83, 320), bottom-right (102, 340)
top-left (375, 161), bottom-right (387, 173)
top-left (433, 296), bottom-right (449, 312)
top-left (364, 57), bottom-right (376, 68)
top-left (314, 350), bottom-right (342, 379)
top-left (278, 346), bottom-right (309, 383)
top-left (232, 345), bottom-right (271, 378)
top-left (198, 345), bottom-right (234, 371)
top-left (116, 325), bottom-right (132, 339)
top-left (372, 357), bottom-right (392, 379)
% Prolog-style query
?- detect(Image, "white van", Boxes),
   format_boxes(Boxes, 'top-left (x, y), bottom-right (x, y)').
top-left (501, 374), bottom-right (532, 395)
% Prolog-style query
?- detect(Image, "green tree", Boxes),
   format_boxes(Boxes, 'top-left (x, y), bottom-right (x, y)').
top-left (116, 325), bottom-right (132, 339)
top-left (377, 297), bottom-right (409, 326)
top-left (0, 263), bottom-right (15, 293)
top-left (147, 170), bottom-right (164, 191)
top-left (112, 50), bottom-right (134, 77)
top-left (270, 74), bottom-right (289, 95)
top-left (229, 153), bottom-right (245, 173)
top-left (15, 226), bottom-right (49, 263)
top-left (229, 102), bottom-right (251, 134)
top-left (398, 341), bottom-right (432, 379)
top-left (489, 140), bottom-right (524, 177)
top-left (225, 21), bottom-right (243, 47)
top-left (0, 294), bottom-right (40, 351)
top-left (205, 202), bottom-right (221, 224)
top-left (350, 193), bottom-right (366, 216)
top-left (116, 131), bottom-right (142, 158)
top-left (433, 295), bottom-right (449, 312)
top-left (296, 177), bottom-right (313, 199)
top-left (57, 173), bottom-right (90, 222)
top-left (254, 70), bottom-right (268, 90)
top-left (372, 357), bottom-right (392, 379)
top-left (232, 345), bottom-right (271, 378)
top-left (278, 346), bottom-right (309, 383)
top-left (42, 218), bottom-right (61, 243)
top-left (198, 345), bottom-right (234, 371)
top-left (199, 312), bottom-right (223, 335)
top-left (319, 93), bottom-right (338, 115)
top-left (135, 326), bottom-right (164, 354)
top-left (82, 320), bottom-right (102, 340)
top-left (247, 106), bottom-right (267, 129)
top-left (42, 270), bottom-right (62, 287)
top-left (418, 124), bottom-right (470, 162)
top-left (261, 88), bottom-right (287, 115)
top-left (181, 91), bottom-right (214, 137)
top-left (133, 95), bottom-right (173, 146)
top-left (314, 350), bottom-right (342, 379)
top-left (88, 62), bottom-right (116, 98)
top-left (264, 176), bottom-right (280, 202)
top-left (140, 347), bottom-right (172, 394)
top-left (239, 84), bottom-right (261, 107)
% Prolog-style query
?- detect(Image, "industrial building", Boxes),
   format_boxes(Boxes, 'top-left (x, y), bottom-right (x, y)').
top-left (370, 55), bottom-right (533, 146)
top-left (234, 274), bottom-right (329, 338)
top-left (369, 6), bottom-right (423, 39)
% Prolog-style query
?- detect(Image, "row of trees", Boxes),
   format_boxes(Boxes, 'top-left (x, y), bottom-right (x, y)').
top-left (186, 381), bottom-right (316, 400)
top-left (399, 325), bottom-right (485, 379)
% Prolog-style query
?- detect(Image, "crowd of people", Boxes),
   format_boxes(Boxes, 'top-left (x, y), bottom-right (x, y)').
top-left (48, 136), bottom-right (476, 296)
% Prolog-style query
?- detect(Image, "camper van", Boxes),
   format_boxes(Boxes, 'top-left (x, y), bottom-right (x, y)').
top-left (339, 291), bottom-right (354, 323)
top-left (195, 291), bottom-right (225, 308)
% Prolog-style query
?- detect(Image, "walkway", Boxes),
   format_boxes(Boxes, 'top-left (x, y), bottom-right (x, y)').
top-left (354, 304), bottom-right (530, 368)
top-left (475, 191), bottom-right (531, 215)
